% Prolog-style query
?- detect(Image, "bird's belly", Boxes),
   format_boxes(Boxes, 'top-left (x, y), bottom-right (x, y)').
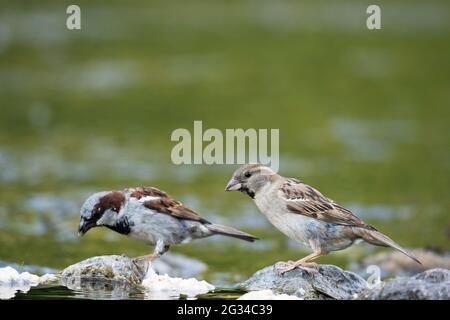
top-left (128, 212), bottom-right (190, 246)
top-left (257, 203), bottom-right (314, 248)
top-left (128, 224), bottom-right (157, 245)
top-left (255, 195), bottom-right (355, 251)
top-left (269, 212), bottom-right (318, 247)
top-left (268, 213), bottom-right (355, 251)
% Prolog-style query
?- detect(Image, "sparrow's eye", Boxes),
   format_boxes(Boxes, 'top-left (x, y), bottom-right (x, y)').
top-left (244, 171), bottom-right (252, 178)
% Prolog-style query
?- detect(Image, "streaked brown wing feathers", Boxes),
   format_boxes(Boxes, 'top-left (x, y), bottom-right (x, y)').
top-left (281, 179), bottom-right (372, 229)
top-left (129, 187), bottom-right (168, 199)
top-left (142, 193), bottom-right (207, 223)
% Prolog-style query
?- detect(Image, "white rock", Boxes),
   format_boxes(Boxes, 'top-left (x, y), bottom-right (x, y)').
top-left (141, 269), bottom-right (214, 299)
top-left (297, 287), bottom-right (306, 296)
top-left (39, 273), bottom-right (59, 285)
top-left (238, 289), bottom-right (302, 300)
top-left (0, 267), bottom-right (40, 299)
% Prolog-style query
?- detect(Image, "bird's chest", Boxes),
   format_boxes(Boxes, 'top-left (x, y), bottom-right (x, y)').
top-left (254, 190), bottom-right (313, 247)
top-left (128, 222), bottom-right (157, 245)
top-left (126, 205), bottom-right (193, 246)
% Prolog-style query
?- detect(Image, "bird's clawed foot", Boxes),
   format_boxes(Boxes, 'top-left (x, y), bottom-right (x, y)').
top-left (273, 261), bottom-right (292, 271)
top-left (132, 254), bottom-right (158, 277)
top-left (274, 260), bottom-right (319, 275)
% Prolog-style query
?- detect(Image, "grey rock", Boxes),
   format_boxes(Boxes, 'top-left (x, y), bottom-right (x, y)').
top-left (360, 268), bottom-right (450, 300)
top-left (60, 253), bottom-right (207, 292)
top-left (239, 264), bottom-right (369, 299)
top-left (61, 255), bottom-right (144, 291)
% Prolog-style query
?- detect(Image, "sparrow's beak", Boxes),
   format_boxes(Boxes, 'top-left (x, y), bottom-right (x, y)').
top-left (78, 218), bottom-right (96, 237)
top-left (225, 177), bottom-right (242, 191)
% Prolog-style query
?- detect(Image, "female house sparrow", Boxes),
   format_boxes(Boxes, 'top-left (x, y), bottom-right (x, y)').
top-left (78, 187), bottom-right (258, 262)
top-left (225, 164), bottom-right (421, 274)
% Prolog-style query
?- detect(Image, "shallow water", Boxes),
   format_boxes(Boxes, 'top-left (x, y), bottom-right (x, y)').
top-left (0, 1), bottom-right (449, 299)
top-left (13, 285), bottom-right (245, 300)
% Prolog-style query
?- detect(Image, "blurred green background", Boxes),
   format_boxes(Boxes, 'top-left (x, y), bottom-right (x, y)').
top-left (0, 0), bottom-right (449, 286)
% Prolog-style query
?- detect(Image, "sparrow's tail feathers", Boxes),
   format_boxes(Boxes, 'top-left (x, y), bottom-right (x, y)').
top-left (207, 223), bottom-right (258, 242)
top-left (355, 228), bottom-right (421, 264)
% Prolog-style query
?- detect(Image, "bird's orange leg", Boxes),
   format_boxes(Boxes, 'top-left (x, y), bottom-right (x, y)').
top-left (132, 254), bottom-right (160, 262)
top-left (276, 251), bottom-right (326, 275)
top-left (132, 254), bottom-right (161, 278)
top-left (132, 241), bottom-right (170, 276)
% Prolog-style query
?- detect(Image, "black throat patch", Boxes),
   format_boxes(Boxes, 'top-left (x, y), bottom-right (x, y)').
top-left (240, 186), bottom-right (255, 199)
top-left (106, 216), bottom-right (131, 235)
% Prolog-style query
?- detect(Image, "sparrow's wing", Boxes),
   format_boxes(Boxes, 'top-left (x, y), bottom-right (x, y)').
top-left (280, 178), bottom-right (373, 229)
top-left (144, 197), bottom-right (208, 222)
top-left (129, 187), bottom-right (208, 223)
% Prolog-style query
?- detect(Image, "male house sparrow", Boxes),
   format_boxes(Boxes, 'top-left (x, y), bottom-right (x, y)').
top-left (225, 164), bottom-right (420, 274)
top-left (78, 187), bottom-right (258, 262)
